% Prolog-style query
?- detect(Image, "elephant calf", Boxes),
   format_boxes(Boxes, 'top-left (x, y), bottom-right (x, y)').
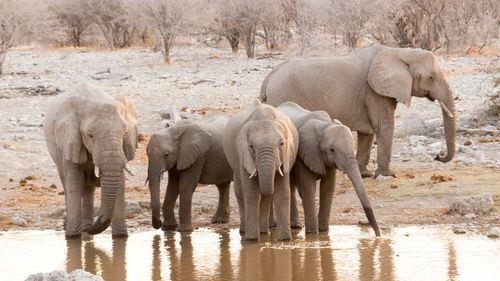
top-left (146, 112), bottom-right (233, 232)
top-left (44, 83), bottom-right (139, 238)
top-left (223, 100), bottom-right (298, 241)
top-left (278, 102), bottom-right (380, 236)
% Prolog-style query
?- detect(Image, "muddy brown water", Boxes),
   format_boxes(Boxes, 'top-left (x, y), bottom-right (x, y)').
top-left (1, 226), bottom-right (499, 281)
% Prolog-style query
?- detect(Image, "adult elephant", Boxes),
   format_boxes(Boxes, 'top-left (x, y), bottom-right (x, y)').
top-left (44, 83), bottom-right (138, 237)
top-left (223, 101), bottom-right (298, 241)
top-left (278, 102), bottom-right (380, 235)
top-left (261, 45), bottom-right (456, 177)
top-left (146, 113), bottom-right (233, 232)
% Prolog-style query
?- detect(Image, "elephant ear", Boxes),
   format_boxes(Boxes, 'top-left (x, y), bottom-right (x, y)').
top-left (298, 120), bottom-right (325, 175)
top-left (118, 96), bottom-right (139, 161)
top-left (279, 119), bottom-right (298, 174)
top-left (367, 49), bottom-right (413, 106)
top-left (54, 97), bottom-right (88, 164)
top-left (236, 122), bottom-right (256, 175)
top-left (174, 124), bottom-right (212, 170)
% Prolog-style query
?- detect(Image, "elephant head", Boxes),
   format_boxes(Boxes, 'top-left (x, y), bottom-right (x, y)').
top-left (298, 119), bottom-right (381, 236)
top-left (146, 123), bottom-right (211, 229)
top-left (367, 48), bottom-right (456, 162)
top-left (237, 119), bottom-right (296, 196)
top-left (53, 87), bottom-right (138, 235)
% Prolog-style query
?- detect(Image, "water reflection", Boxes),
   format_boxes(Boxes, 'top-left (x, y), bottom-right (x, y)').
top-left (1, 226), bottom-right (499, 281)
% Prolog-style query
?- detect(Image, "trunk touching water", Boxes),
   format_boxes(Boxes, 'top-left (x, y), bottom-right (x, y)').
top-left (147, 170), bottom-right (162, 229)
top-left (435, 88), bottom-right (456, 162)
top-left (257, 149), bottom-right (277, 196)
top-left (345, 159), bottom-right (381, 236)
top-left (83, 143), bottom-right (126, 235)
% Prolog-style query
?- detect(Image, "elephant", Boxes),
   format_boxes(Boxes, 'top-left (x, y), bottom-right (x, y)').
top-left (261, 45), bottom-right (456, 178)
top-left (146, 112), bottom-right (233, 232)
top-left (277, 102), bottom-right (380, 236)
top-left (223, 100), bottom-right (298, 241)
top-left (44, 83), bottom-right (138, 238)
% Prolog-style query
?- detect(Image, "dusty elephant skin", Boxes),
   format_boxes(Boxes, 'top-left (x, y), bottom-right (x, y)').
top-left (261, 46), bottom-right (456, 178)
top-left (223, 101), bottom-right (298, 241)
top-left (146, 113), bottom-right (233, 232)
top-left (278, 102), bottom-right (381, 236)
top-left (43, 83), bottom-right (139, 238)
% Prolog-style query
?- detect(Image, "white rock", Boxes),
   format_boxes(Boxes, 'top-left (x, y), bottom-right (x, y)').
top-left (428, 142), bottom-right (443, 156)
top-left (409, 135), bottom-right (428, 146)
top-left (25, 270), bottom-right (68, 281)
top-left (375, 175), bottom-right (394, 182)
top-left (11, 216), bottom-right (27, 226)
top-left (487, 227), bottom-right (500, 238)
top-left (464, 213), bottom-right (476, 219)
top-left (411, 145), bottom-right (426, 156)
top-left (450, 193), bottom-right (494, 215)
top-left (69, 269), bottom-right (103, 281)
top-left (125, 201), bottom-right (143, 214)
top-left (51, 206), bottom-right (66, 218)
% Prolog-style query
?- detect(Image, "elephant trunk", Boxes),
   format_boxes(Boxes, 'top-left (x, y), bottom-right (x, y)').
top-left (147, 169), bottom-right (162, 229)
top-left (345, 158), bottom-right (381, 236)
top-left (257, 149), bottom-right (277, 196)
top-left (83, 142), bottom-right (126, 235)
top-left (436, 87), bottom-right (456, 162)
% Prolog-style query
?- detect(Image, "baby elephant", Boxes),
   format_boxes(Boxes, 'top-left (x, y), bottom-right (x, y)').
top-left (278, 102), bottom-right (380, 236)
top-left (146, 112), bottom-right (233, 232)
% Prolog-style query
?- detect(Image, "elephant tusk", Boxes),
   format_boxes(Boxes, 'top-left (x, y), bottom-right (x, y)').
top-left (249, 169), bottom-right (257, 179)
top-left (124, 163), bottom-right (136, 176)
top-left (438, 100), bottom-right (454, 118)
top-left (94, 165), bottom-right (99, 178)
top-left (278, 166), bottom-right (284, 176)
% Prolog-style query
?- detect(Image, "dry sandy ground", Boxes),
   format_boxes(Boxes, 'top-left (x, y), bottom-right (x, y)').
top-left (0, 44), bottom-right (499, 235)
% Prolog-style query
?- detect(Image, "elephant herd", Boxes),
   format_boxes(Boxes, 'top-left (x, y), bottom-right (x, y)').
top-left (43, 45), bottom-right (456, 241)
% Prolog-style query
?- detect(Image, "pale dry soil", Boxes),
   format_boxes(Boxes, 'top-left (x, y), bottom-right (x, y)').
top-left (0, 45), bottom-right (499, 236)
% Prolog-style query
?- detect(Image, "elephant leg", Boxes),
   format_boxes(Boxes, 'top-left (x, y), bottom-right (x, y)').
top-left (111, 180), bottom-right (127, 237)
top-left (374, 124), bottom-right (396, 177)
top-left (274, 175), bottom-right (291, 241)
top-left (268, 201), bottom-right (277, 228)
top-left (233, 174), bottom-right (245, 235)
top-left (177, 161), bottom-right (204, 232)
top-left (81, 184), bottom-right (95, 227)
top-left (289, 182), bottom-right (302, 229)
top-left (64, 162), bottom-right (85, 238)
top-left (295, 163), bottom-right (318, 233)
top-left (212, 181), bottom-right (231, 223)
top-left (259, 195), bottom-right (272, 234)
top-left (356, 132), bottom-right (375, 178)
top-left (242, 175), bottom-right (260, 240)
top-left (162, 172), bottom-right (179, 231)
top-left (318, 169), bottom-right (336, 232)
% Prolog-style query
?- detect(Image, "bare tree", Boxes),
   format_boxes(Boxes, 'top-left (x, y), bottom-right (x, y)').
top-left (141, 0), bottom-right (188, 62)
top-left (51, 0), bottom-right (93, 47)
top-left (0, 0), bottom-right (27, 74)
top-left (259, 0), bottom-right (294, 50)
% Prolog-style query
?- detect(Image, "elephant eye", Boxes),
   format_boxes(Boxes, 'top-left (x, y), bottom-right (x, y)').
top-left (87, 133), bottom-right (93, 138)
top-left (280, 142), bottom-right (284, 147)
top-left (429, 76), bottom-right (434, 81)
top-left (330, 148), bottom-right (335, 152)
top-left (249, 144), bottom-right (254, 149)
top-left (164, 153), bottom-right (168, 158)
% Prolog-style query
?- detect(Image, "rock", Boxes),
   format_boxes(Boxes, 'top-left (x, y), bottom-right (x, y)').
top-left (464, 213), bottom-right (476, 219)
top-left (410, 145), bottom-right (426, 156)
top-left (138, 200), bottom-right (151, 210)
top-left (453, 227), bottom-right (466, 234)
top-left (487, 227), bottom-right (500, 238)
top-left (409, 135), bottom-right (427, 146)
top-left (51, 206), bottom-right (66, 218)
top-left (125, 201), bottom-right (143, 214)
top-left (450, 193), bottom-right (494, 215)
top-left (11, 215), bottom-right (27, 226)
top-left (428, 142), bottom-right (443, 156)
top-left (25, 269), bottom-right (103, 281)
top-left (158, 107), bottom-right (181, 121)
top-left (69, 269), bottom-right (103, 281)
top-left (375, 175), bottom-right (394, 182)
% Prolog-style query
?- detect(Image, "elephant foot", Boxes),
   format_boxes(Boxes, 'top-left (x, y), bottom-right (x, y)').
top-left (375, 168), bottom-right (396, 178)
top-left (211, 215), bottom-right (229, 224)
top-left (277, 234), bottom-right (292, 241)
top-left (319, 226), bottom-right (330, 233)
top-left (245, 237), bottom-right (259, 242)
top-left (177, 224), bottom-right (193, 232)
top-left (161, 223), bottom-right (178, 231)
top-left (305, 225), bottom-right (319, 234)
top-left (291, 220), bottom-right (303, 229)
top-left (152, 218), bottom-right (162, 229)
top-left (112, 233), bottom-right (129, 238)
top-left (360, 170), bottom-right (374, 178)
top-left (269, 217), bottom-right (277, 228)
top-left (65, 233), bottom-right (82, 239)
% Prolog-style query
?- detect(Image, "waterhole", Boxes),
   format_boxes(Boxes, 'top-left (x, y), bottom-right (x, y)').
top-left (1, 226), bottom-right (498, 281)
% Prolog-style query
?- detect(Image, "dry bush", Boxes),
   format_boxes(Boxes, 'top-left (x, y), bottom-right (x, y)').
top-left (259, 0), bottom-right (295, 50)
top-left (140, 0), bottom-right (190, 62)
top-left (290, 0), bottom-right (320, 54)
top-left (50, 0), bottom-right (93, 47)
top-left (327, 0), bottom-right (373, 49)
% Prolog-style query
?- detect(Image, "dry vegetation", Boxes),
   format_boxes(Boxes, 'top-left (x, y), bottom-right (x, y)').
top-left (0, 0), bottom-right (498, 73)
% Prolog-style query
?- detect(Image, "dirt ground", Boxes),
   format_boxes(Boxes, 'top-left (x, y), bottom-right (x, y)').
top-left (0, 44), bottom-right (499, 234)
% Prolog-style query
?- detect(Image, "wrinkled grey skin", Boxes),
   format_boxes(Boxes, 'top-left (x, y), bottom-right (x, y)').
top-left (261, 46), bottom-right (456, 178)
top-left (278, 102), bottom-right (380, 236)
top-left (223, 101), bottom-right (298, 241)
top-left (44, 83), bottom-right (138, 237)
top-left (146, 113), bottom-right (233, 232)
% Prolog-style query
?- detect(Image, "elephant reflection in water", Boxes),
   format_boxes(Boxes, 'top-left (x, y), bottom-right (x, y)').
top-left (65, 237), bottom-right (127, 281)
top-left (358, 238), bottom-right (395, 281)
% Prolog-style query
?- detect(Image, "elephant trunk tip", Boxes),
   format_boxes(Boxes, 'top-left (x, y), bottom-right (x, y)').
top-left (435, 151), bottom-right (455, 163)
top-left (363, 206), bottom-right (381, 237)
top-left (83, 216), bottom-right (111, 235)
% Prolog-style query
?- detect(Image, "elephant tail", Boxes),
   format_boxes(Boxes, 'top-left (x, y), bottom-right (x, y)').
top-left (260, 79), bottom-right (269, 103)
